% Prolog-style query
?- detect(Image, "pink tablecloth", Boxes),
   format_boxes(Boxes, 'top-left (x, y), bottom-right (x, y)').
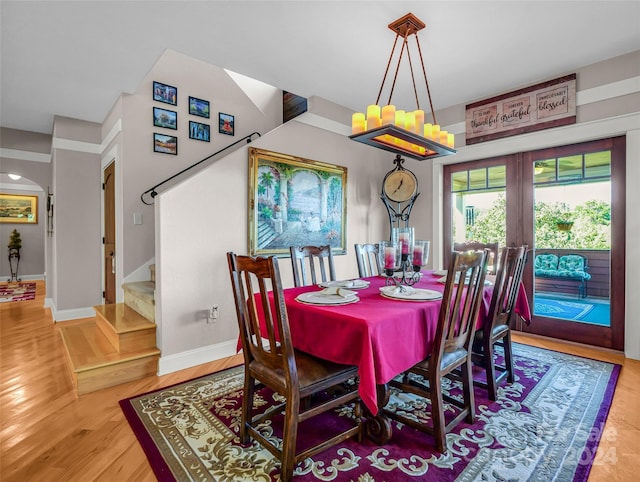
top-left (252, 271), bottom-right (530, 415)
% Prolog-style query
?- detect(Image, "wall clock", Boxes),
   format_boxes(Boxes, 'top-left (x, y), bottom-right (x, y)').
top-left (383, 169), bottom-right (418, 203)
top-left (380, 155), bottom-right (419, 236)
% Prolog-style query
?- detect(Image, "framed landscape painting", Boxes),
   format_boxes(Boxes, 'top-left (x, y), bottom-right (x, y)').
top-left (153, 81), bottom-right (177, 105)
top-left (189, 96), bottom-right (210, 118)
top-left (219, 112), bottom-right (234, 135)
top-left (153, 133), bottom-right (178, 155)
top-left (153, 107), bottom-right (177, 130)
top-left (248, 147), bottom-right (347, 256)
top-left (0, 193), bottom-right (38, 224)
top-left (189, 121), bottom-right (210, 142)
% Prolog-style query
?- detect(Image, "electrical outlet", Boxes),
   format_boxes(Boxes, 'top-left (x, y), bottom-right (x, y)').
top-left (209, 305), bottom-right (219, 320)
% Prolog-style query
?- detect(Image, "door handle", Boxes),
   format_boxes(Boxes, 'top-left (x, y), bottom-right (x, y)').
top-left (110, 251), bottom-right (115, 274)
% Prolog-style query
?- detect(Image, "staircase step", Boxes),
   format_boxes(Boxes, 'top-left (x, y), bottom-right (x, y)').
top-left (94, 303), bottom-right (157, 353)
top-left (59, 318), bottom-right (160, 395)
top-left (123, 281), bottom-right (155, 322)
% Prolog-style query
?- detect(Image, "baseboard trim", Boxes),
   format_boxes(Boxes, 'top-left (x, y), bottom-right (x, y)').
top-left (157, 339), bottom-right (237, 376)
top-left (51, 305), bottom-right (96, 322)
top-left (3, 274), bottom-right (45, 281)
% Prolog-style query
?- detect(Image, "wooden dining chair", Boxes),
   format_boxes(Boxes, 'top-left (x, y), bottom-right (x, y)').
top-left (472, 245), bottom-right (527, 400)
top-left (289, 245), bottom-right (336, 287)
top-left (227, 252), bottom-right (362, 481)
top-left (454, 240), bottom-right (500, 274)
top-left (385, 249), bottom-right (489, 453)
top-left (354, 243), bottom-right (381, 278)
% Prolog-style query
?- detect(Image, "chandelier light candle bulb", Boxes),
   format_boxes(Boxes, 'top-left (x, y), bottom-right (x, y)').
top-left (366, 105), bottom-right (381, 130)
top-left (352, 113), bottom-right (366, 134)
top-left (381, 105), bottom-right (396, 125)
top-left (432, 124), bottom-right (440, 141)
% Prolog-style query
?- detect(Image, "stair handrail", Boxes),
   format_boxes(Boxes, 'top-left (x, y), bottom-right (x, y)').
top-left (140, 131), bottom-right (261, 205)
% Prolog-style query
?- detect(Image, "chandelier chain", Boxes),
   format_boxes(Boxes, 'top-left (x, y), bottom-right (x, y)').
top-left (376, 35), bottom-right (401, 106)
top-left (415, 35), bottom-right (437, 125)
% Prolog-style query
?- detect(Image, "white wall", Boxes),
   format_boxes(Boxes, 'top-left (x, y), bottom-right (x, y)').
top-left (50, 116), bottom-right (102, 317)
top-left (119, 49), bottom-right (283, 279)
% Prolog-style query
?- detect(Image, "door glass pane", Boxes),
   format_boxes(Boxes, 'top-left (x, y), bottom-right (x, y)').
top-left (585, 151), bottom-right (611, 178)
top-left (468, 168), bottom-right (487, 190)
top-left (558, 155), bottom-right (583, 181)
top-left (451, 171), bottom-right (468, 192)
top-left (451, 166), bottom-right (506, 247)
top-left (534, 159), bottom-right (557, 183)
top-left (533, 153), bottom-right (611, 327)
top-left (488, 165), bottom-right (505, 188)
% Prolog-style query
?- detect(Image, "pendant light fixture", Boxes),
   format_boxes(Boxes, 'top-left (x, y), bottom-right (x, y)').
top-left (350, 13), bottom-right (456, 161)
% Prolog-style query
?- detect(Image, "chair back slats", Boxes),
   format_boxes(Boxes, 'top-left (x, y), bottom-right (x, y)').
top-left (228, 253), bottom-right (296, 377)
top-left (487, 246), bottom-right (527, 331)
top-left (354, 243), bottom-right (381, 277)
top-left (454, 241), bottom-right (499, 274)
top-left (228, 251), bottom-right (362, 481)
top-left (289, 245), bottom-right (336, 287)
top-left (437, 250), bottom-right (489, 356)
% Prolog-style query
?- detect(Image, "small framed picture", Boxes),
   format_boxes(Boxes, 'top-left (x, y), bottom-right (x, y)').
top-left (154, 133), bottom-right (178, 155)
top-left (189, 96), bottom-right (210, 118)
top-left (153, 107), bottom-right (177, 130)
top-left (189, 121), bottom-right (210, 142)
top-left (153, 81), bottom-right (177, 106)
top-left (219, 112), bottom-right (234, 136)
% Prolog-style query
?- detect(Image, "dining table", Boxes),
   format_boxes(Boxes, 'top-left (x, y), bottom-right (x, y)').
top-left (251, 269), bottom-right (531, 443)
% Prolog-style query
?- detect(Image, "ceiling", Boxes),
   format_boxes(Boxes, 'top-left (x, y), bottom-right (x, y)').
top-left (1, 1), bottom-right (639, 135)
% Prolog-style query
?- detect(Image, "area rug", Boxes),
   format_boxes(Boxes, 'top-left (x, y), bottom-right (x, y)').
top-left (0, 282), bottom-right (36, 303)
top-left (120, 343), bottom-right (619, 481)
top-left (534, 297), bottom-right (594, 320)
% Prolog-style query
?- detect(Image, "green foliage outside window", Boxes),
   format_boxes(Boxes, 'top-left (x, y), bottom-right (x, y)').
top-left (463, 194), bottom-right (610, 250)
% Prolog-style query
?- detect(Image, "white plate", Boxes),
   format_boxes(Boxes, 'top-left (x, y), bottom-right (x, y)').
top-left (436, 275), bottom-right (492, 285)
top-left (295, 291), bottom-right (359, 305)
top-left (379, 286), bottom-right (443, 301)
top-left (318, 279), bottom-right (370, 289)
top-left (432, 269), bottom-right (447, 276)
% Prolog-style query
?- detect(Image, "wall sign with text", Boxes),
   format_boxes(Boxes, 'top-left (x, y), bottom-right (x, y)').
top-left (465, 74), bottom-right (576, 145)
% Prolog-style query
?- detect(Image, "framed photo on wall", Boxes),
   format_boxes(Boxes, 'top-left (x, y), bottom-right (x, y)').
top-left (248, 147), bottom-right (347, 256)
top-left (153, 107), bottom-right (177, 130)
top-left (153, 81), bottom-right (177, 106)
top-left (189, 121), bottom-right (210, 142)
top-left (189, 96), bottom-right (210, 118)
top-left (0, 193), bottom-right (38, 224)
top-left (153, 133), bottom-right (178, 155)
top-left (219, 112), bottom-right (234, 136)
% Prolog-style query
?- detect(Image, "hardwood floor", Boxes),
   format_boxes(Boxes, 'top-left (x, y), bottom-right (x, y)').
top-left (1, 281), bottom-right (638, 481)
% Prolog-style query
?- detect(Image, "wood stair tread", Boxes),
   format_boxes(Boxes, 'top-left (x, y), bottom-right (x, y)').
top-left (94, 303), bottom-right (155, 334)
top-left (59, 320), bottom-right (160, 373)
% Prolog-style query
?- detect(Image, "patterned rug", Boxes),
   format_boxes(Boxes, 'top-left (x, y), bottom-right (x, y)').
top-left (534, 297), bottom-right (594, 320)
top-left (0, 282), bottom-right (36, 303)
top-left (120, 343), bottom-right (619, 481)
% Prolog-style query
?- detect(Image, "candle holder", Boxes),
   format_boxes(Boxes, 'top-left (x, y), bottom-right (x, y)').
top-left (378, 240), bottom-right (399, 279)
top-left (382, 230), bottom-right (423, 286)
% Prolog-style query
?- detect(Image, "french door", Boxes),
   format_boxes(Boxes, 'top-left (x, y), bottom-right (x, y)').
top-left (443, 137), bottom-right (625, 350)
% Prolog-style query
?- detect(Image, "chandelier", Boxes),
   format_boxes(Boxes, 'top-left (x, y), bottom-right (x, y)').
top-left (350, 13), bottom-right (456, 161)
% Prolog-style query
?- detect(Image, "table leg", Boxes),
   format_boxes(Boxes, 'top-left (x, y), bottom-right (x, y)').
top-left (365, 383), bottom-right (393, 444)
